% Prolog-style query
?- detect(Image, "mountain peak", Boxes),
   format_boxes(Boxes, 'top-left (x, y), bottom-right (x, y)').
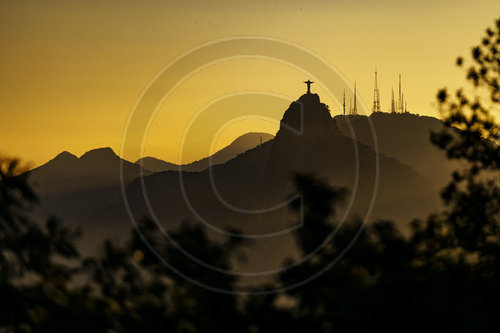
top-left (49, 151), bottom-right (78, 165)
top-left (277, 93), bottom-right (337, 139)
top-left (229, 132), bottom-right (274, 146)
top-left (298, 92), bottom-right (321, 104)
top-left (54, 150), bottom-right (77, 160)
top-left (80, 147), bottom-right (117, 160)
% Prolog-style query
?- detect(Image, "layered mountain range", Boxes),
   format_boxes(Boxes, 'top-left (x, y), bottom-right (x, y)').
top-left (26, 93), bottom-right (455, 279)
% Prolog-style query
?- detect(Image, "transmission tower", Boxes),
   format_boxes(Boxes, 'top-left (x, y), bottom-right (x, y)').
top-left (343, 89), bottom-right (346, 115)
top-left (390, 88), bottom-right (396, 113)
top-left (353, 82), bottom-right (358, 115)
top-left (372, 69), bottom-right (381, 113)
top-left (398, 74), bottom-right (403, 113)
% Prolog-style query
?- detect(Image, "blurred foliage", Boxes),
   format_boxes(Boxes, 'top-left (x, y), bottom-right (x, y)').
top-left (0, 157), bottom-right (243, 332)
top-left (1, 16), bottom-right (500, 333)
top-left (431, 17), bottom-right (500, 272)
top-left (259, 17), bottom-right (500, 333)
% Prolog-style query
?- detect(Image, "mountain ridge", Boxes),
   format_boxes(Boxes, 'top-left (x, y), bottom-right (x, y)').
top-left (94, 93), bottom-right (439, 279)
top-left (136, 132), bottom-right (274, 172)
top-left (334, 111), bottom-right (457, 189)
top-left (25, 93), bottom-right (455, 278)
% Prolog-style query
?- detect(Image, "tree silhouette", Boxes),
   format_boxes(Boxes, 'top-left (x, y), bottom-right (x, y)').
top-left (0, 157), bottom-right (86, 331)
top-left (0, 157), bottom-right (245, 332)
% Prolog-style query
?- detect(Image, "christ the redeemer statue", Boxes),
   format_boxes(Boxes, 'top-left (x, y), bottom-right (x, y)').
top-left (304, 80), bottom-right (314, 94)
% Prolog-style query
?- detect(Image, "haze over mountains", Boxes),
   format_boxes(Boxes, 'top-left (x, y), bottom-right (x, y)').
top-left (26, 92), bottom-right (456, 279)
top-left (113, 95), bottom-right (448, 234)
top-left (28, 147), bottom-right (148, 224)
top-left (136, 132), bottom-right (274, 172)
top-left (334, 112), bottom-right (459, 190)
top-left (27, 133), bottom-right (272, 225)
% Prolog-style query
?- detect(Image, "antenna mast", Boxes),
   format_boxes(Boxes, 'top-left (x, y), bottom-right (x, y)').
top-left (353, 82), bottom-right (357, 115)
top-left (398, 74), bottom-right (403, 113)
top-left (390, 88), bottom-right (396, 113)
top-left (343, 89), bottom-right (346, 116)
top-left (372, 69), bottom-right (381, 113)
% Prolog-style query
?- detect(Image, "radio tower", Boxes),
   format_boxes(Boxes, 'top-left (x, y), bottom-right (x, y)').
top-left (401, 92), bottom-right (405, 113)
top-left (398, 74), bottom-right (403, 113)
top-left (343, 89), bottom-right (346, 115)
top-left (372, 69), bottom-right (381, 113)
top-left (353, 82), bottom-right (358, 115)
top-left (390, 88), bottom-right (396, 113)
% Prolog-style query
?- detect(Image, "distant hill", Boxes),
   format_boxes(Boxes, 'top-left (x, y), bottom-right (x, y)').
top-left (135, 132), bottom-right (274, 172)
top-left (134, 157), bottom-right (178, 173)
top-left (27, 147), bottom-right (150, 224)
top-left (91, 94), bottom-right (441, 281)
top-left (334, 112), bottom-right (459, 190)
top-left (26, 94), bottom-right (458, 280)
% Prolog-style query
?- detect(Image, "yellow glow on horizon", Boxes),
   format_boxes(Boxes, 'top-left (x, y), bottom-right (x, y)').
top-left (1, 0), bottom-right (500, 166)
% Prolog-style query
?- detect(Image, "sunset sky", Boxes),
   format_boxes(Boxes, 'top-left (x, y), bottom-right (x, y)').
top-left (1, 0), bottom-right (500, 166)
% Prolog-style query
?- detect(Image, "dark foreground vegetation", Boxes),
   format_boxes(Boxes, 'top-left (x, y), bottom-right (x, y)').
top-left (1, 17), bottom-right (500, 333)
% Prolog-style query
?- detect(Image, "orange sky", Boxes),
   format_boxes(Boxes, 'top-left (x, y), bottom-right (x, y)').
top-left (1, 0), bottom-right (500, 166)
